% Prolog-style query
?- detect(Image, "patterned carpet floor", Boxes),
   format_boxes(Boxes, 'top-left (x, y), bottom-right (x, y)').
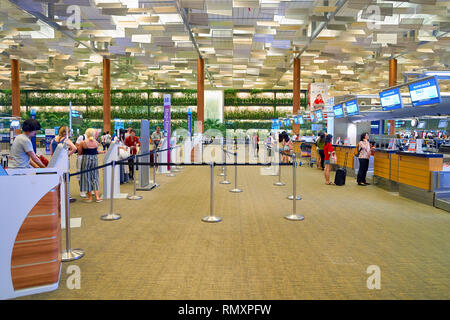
top-left (19, 155), bottom-right (450, 299)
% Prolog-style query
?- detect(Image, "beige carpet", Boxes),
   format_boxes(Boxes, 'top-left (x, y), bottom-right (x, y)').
top-left (19, 155), bottom-right (450, 299)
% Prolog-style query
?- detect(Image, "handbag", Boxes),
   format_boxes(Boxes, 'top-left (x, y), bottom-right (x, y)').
top-left (330, 151), bottom-right (337, 164)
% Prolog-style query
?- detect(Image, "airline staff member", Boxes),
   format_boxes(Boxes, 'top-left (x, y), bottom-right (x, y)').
top-left (9, 119), bottom-right (45, 169)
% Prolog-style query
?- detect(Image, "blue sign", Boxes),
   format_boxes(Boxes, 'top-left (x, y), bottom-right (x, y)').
top-left (30, 109), bottom-right (37, 152)
top-left (333, 104), bottom-right (344, 118)
top-left (380, 87), bottom-right (403, 111)
top-left (315, 109), bottom-right (323, 122)
top-left (271, 119), bottom-right (279, 130)
top-left (345, 99), bottom-right (359, 116)
top-left (187, 108), bottom-right (192, 139)
top-left (283, 119), bottom-right (291, 127)
top-left (298, 116), bottom-right (304, 125)
top-left (114, 119), bottom-right (125, 130)
top-left (44, 129), bottom-right (55, 155)
top-left (408, 76), bottom-right (441, 107)
top-left (164, 94), bottom-right (171, 169)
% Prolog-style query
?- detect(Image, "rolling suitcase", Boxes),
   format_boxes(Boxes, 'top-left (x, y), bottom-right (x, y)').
top-left (334, 150), bottom-right (347, 186)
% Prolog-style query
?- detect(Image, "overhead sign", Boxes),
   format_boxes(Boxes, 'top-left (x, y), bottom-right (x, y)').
top-left (380, 87), bottom-right (403, 111)
top-left (315, 109), bottom-right (323, 122)
top-left (438, 120), bottom-right (448, 129)
top-left (307, 83), bottom-right (328, 111)
top-left (408, 76), bottom-right (441, 107)
top-left (345, 99), bottom-right (359, 116)
top-left (333, 104), bottom-right (344, 118)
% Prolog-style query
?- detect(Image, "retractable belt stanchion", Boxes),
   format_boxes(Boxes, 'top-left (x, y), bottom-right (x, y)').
top-left (287, 153), bottom-right (302, 200)
top-left (101, 161), bottom-right (122, 221)
top-left (285, 153), bottom-right (305, 221)
top-left (274, 152), bottom-right (285, 186)
top-left (220, 162), bottom-right (231, 185)
top-left (127, 155), bottom-right (143, 200)
top-left (62, 172), bottom-right (85, 262)
top-left (172, 146), bottom-right (180, 172)
top-left (230, 152), bottom-right (242, 193)
top-left (152, 152), bottom-right (160, 188)
top-left (202, 162), bottom-right (222, 223)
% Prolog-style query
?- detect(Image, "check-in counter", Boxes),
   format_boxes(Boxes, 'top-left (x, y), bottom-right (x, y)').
top-left (333, 145), bottom-right (357, 171)
top-left (374, 149), bottom-right (444, 205)
top-left (0, 168), bottom-right (63, 299)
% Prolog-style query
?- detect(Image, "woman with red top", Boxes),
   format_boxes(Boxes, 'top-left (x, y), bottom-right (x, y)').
top-left (323, 134), bottom-right (335, 185)
top-left (124, 129), bottom-right (140, 179)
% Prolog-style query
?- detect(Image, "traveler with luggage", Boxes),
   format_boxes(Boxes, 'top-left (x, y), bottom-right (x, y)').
top-left (357, 132), bottom-right (373, 186)
top-left (323, 134), bottom-right (335, 185)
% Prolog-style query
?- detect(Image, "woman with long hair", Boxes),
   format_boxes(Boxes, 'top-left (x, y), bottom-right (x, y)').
top-left (80, 128), bottom-right (106, 202)
top-left (316, 132), bottom-right (326, 170)
top-left (323, 134), bottom-right (334, 185)
top-left (357, 132), bottom-right (373, 186)
top-left (51, 126), bottom-right (77, 156)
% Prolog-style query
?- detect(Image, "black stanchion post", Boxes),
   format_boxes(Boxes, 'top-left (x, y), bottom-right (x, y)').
top-left (101, 161), bottom-right (122, 221)
top-left (230, 152), bottom-right (242, 193)
top-left (202, 162), bottom-right (222, 223)
top-left (62, 172), bottom-right (85, 262)
top-left (128, 155), bottom-right (143, 200)
top-left (285, 153), bottom-right (305, 221)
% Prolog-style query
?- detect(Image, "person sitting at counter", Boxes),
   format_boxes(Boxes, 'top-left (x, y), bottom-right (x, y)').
top-left (357, 132), bottom-right (375, 186)
top-left (8, 119), bottom-right (45, 169)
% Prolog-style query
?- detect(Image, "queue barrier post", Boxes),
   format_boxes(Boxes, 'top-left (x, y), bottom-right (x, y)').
top-left (230, 152), bottom-right (242, 193)
top-left (202, 162), bottom-right (222, 223)
top-left (287, 154), bottom-right (302, 200)
top-left (285, 153), bottom-right (305, 221)
top-left (62, 171), bottom-right (85, 262)
top-left (219, 162), bottom-right (230, 185)
top-left (152, 152), bottom-right (160, 189)
top-left (101, 161), bottom-right (122, 221)
top-left (274, 154), bottom-right (285, 186)
top-left (127, 155), bottom-right (143, 200)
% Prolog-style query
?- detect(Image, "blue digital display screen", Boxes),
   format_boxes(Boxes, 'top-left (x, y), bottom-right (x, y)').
top-left (345, 99), bottom-right (359, 116)
top-left (298, 116), bottom-right (304, 125)
top-left (438, 120), bottom-right (448, 129)
top-left (333, 104), bottom-right (344, 118)
top-left (284, 119), bottom-right (291, 127)
top-left (315, 109), bottom-right (323, 122)
top-left (380, 87), bottom-right (403, 111)
top-left (408, 76), bottom-right (441, 107)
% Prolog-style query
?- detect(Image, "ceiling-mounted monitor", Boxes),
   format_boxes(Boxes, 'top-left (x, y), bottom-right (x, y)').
top-left (417, 121), bottom-right (426, 129)
top-left (379, 87), bottom-right (403, 111)
top-left (408, 76), bottom-right (441, 107)
top-left (333, 104), bottom-right (344, 118)
top-left (345, 99), bottom-right (359, 116)
top-left (315, 109), bottom-right (323, 122)
top-left (438, 120), bottom-right (448, 129)
top-left (298, 115), bottom-right (304, 125)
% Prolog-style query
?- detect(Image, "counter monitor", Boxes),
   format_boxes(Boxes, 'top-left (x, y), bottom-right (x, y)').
top-left (380, 87), bottom-right (403, 111)
top-left (345, 99), bottom-right (359, 116)
top-left (408, 76), bottom-right (441, 107)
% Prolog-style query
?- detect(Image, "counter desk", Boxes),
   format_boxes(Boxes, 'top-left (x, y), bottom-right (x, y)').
top-left (0, 168), bottom-right (64, 299)
top-left (333, 145), bottom-right (357, 172)
top-left (374, 149), bottom-right (444, 205)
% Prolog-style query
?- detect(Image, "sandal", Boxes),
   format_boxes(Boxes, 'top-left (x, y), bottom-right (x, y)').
top-left (95, 198), bottom-right (103, 203)
top-left (326, 182), bottom-right (335, 185)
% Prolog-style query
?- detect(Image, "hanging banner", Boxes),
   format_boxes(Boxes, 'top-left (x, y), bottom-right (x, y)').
top-left (307, 83), bottom-right (328, 111)
top-left (187, 108), bottom-right (192, 140)
top-left (164, 94), bottom-right (171, 170)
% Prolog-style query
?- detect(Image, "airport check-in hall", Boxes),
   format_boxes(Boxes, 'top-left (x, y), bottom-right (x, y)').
top-left (0, 0), bottom-right (449, 300)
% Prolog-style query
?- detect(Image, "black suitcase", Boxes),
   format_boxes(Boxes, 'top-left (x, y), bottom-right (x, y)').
top-left (334, 150), bottom-right (348, 186)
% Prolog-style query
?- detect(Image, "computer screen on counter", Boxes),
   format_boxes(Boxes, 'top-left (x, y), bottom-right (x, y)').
top-left (408, 76), bottom-right (441, 107)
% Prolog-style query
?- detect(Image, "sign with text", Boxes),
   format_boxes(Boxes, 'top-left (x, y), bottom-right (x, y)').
top-left (409, 76), bottom-right (441, 107)
top-left (164, 94), bottom-right (171, 170)
top-left (380, 87), bottom-right (403, 111)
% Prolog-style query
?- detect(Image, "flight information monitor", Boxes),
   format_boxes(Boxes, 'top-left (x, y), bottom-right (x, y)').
top-left (315, 109), bottom-right (323, 122)
top-left (298, 115), bottom-right (304, 125)
top-left (380, 87), bottom-right (403, 111)
top-left (408, 76), bottom-right (441, 107)
top-left (345, 99), bottom-right (359, 116)
top-left (333, 104), bottom-right (344, 118)
top-left (417, 121), bottom-right (426, 129)
top-left (438, 120), bottom-right (448, 129)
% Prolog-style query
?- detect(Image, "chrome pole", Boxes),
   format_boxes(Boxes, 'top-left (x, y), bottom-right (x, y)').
top-left (230, 152), bottom-right (242, 193)
top-left (274, 154), bottom-right (285, 186)
top-left (152, 152), bottom-right (160, 188)
top-left (127, 155), bottom-right (142, 200)
top-left (62, 171), bottom-right (85, 262)
top-left (202, 162), bottom-right (222, 223)
top-left (220, 162), bottom-right (230, 184)
top-left (101, 161), bottom-right (121, 220)
top-left (285, 153), bottom-right (305, 221)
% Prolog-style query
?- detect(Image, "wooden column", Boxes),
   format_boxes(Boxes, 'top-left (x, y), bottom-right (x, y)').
top-left (388, 58), bottom-right (397, 135)
top-left (103, 58), bottom-right (111, 133)
top-left (197, 58), bottom-right (204, 133)
top-left (293, 57), bottom-right (301, 135)
top-left (11, 59), bottom-right (20, 117)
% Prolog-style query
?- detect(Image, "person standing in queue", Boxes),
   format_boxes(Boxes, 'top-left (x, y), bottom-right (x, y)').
top-left (124, 129), bottom-right (140, 180)
top-left (50, 126), bottom-right (77, 156)
top-left (316, 132), bottom-right (326, 170)
top-left (323, 134), bottom-right (335, 185)
top-left (80, 128), bottom-right (105, 202)
top-left (8, 119), bottom-right (46, 169)
top-left (357, 132), bottom-right (374, 186)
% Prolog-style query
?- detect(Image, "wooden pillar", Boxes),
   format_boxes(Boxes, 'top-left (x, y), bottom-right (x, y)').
top-left (293, 58), bottom-right (301, 135)
top-left (197, 58), bottom-right (204, 133)
top-left (103, 58), bottom-right (111, 133)
top-left (388, 58), bottom-right (397, 135)
top-left (11, 59), bottom-right (20, 117)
